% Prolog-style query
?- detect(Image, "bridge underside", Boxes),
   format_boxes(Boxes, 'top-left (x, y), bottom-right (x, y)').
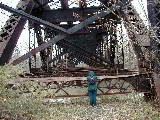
top-left (0, 0), bottom-right (159, 101)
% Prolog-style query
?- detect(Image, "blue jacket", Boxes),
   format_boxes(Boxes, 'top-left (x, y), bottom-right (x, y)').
top-left (87, 71), bottom-right (97, 91)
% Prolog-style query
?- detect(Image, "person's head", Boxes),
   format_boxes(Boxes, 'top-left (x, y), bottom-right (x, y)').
top-left (89, 71), bottom-right (95, 77)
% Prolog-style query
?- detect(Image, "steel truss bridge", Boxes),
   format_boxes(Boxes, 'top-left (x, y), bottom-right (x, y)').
top-left (0, 0), bottom-right (160, 101)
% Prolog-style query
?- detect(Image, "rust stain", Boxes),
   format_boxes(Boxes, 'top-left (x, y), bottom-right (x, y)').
top-left (31, 49), bottom-right (38, 55)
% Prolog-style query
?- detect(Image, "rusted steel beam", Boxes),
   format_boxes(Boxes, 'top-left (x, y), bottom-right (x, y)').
top-left (8, 73), bottom-right (146, 84)
top-left (34, 24), bottom-right (48, 66)
top-left (66, 67), bottom-right (108, 72)
top-left (7, 70), bottom-right (151, 98)
top-left (0, 2), bottom-right (70, 34)
top-left (23, 69), bottom-right (151, 77)
top-left (40, 7), bottom-right (118, 23)
top-left (0, 0), bottom-right (35, 65)
top-left (13, 0), bottom-right (130, 65)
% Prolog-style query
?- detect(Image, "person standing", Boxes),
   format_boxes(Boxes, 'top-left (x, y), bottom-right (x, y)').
top-left (87, 71), bottom-right (97, 107)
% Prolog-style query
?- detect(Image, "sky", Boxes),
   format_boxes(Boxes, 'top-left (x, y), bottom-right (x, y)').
top-left (0, 0), bottom-right (148, 54)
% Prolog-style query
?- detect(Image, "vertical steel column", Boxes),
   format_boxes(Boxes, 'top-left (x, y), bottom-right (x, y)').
top-left (34, 24), bottom-right (47, 70)
top-left (28, 24), bottom-right (32, 71)
top-left (119, 22), bottom-right (124, 69)
top-left (110, 21), bottom-right (117, 66)
top-left (147, 0), bottom-right (160, 102)
top-left (28, 25), bottom-right (37, 72)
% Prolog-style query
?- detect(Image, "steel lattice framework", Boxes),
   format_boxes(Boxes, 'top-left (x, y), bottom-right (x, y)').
top-left (0, 0), bottom-right (160, 102)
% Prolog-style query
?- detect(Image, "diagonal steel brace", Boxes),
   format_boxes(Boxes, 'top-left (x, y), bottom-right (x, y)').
top-left (12, 0), bottom-right (130, 65)
top-left (0, 2), bottom-right (69, 34)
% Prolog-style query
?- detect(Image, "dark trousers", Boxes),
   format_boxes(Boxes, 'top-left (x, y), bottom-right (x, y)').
top-left (88, 90), bottom-right (97, 106)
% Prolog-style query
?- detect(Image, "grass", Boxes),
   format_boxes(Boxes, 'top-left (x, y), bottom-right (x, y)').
top-left (46, 94), bottom-right (160, 120)
top-left (0, 65), bottom-right (160, 120)
top-left (0, 65), bottom-right (51, 120)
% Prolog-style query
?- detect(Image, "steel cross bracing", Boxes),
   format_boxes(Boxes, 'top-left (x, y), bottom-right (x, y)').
top-left (8, 72), bottom-right (152, 98)
top-left (0, 0), bottom-right (69, 65)
top-left (56, 39), bottom-right (110, 67)
top-left (121, 3), bottom-right (149, 67)
top-left (12, 0), bottom-right (130, 65)
top-left (33, 23), bottom-right (48, 66)
top-left (118, 1), bottom-right (159, 71)
top-left (0, 0), bottom-right (35, 65)
top-left (116, 0), bottom-right (160, 101)
top-left (0, 2), bottom-right (69, 34)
